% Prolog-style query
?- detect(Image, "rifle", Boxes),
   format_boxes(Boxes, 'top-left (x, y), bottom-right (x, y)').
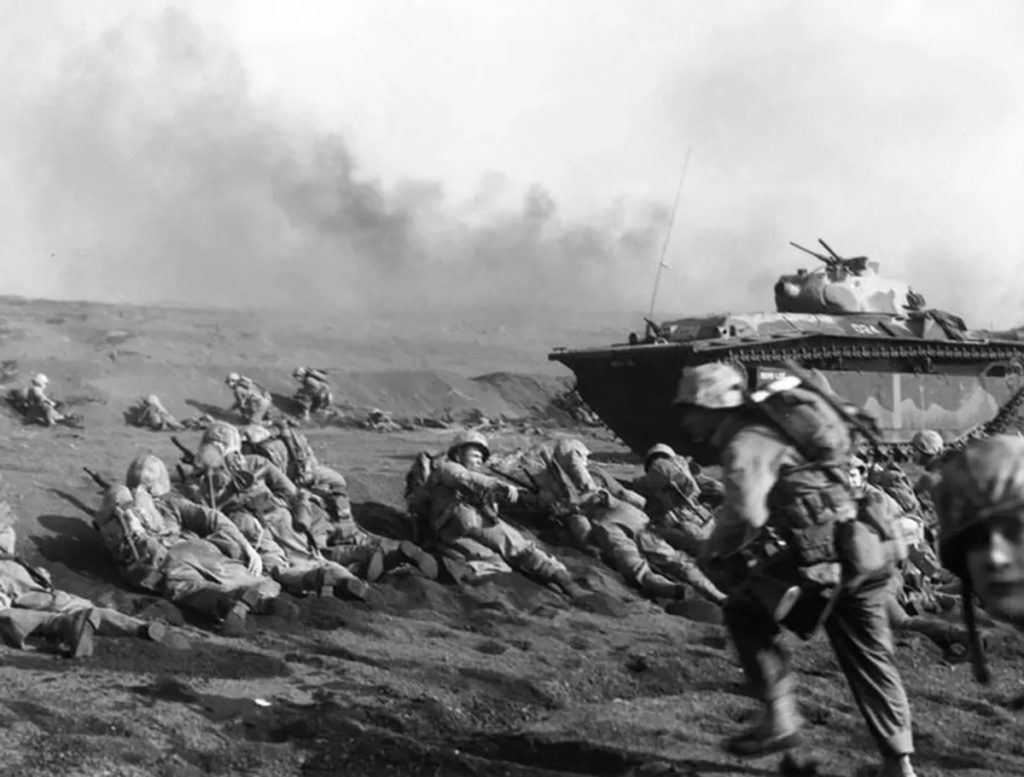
top-left (171, 436), bottom-right (196, 466)
top-left (83, 467), bottom-right (111, 490)
top-left (486, 466), bottom-right (539, 494)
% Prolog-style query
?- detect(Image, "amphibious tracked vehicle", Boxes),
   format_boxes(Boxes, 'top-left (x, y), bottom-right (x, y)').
top-left (549, 239), bottom-right (1024, 458)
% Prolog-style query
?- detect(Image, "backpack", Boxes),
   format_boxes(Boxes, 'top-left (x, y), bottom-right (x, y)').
top-left (754, 386), bottom-right (853, 473)
top-left (277, 426), bottom-right (318, 485)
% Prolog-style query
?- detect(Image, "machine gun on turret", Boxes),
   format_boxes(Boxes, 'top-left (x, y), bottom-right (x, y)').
top-left (789, 238), bottom-right (869, 276)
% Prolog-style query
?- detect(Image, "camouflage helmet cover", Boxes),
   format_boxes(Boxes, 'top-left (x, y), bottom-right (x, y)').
top-left (194, 443), bottom-right (226, 472)
top-left (31, 373), bottom-right (48, 387)
top-left (144, 394), bottom-right (161, 406)
top-left (911, 429), bottom-right (945, 457)
top-left (201, 421), bottom-right (242, 455)
top-left (934, 435), bottom-right (1024, 577)
top-left (448, 429), bottom-right (490, 461)
top-left (553, 438), bottom-right (590, 468)
top-left (225, 372), bottom-right (241, 386)
top-left (126, 454), bottom-right (171, 497)
top-left (673, 363), bottom-right (746, 409)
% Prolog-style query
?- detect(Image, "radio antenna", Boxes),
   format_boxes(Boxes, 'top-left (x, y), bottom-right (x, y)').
top-left (647, 146), bottom-right (692, 320)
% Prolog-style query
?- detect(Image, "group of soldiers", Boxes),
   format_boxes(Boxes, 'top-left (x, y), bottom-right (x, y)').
top-left (14, 366), bottom-right (335, 430)
top-left (5, 361), bottom-right (1024, 777)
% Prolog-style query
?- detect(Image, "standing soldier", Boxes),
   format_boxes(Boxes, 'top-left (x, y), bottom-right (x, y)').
top-left (225, 372), bottom-right (273, 424)
top-left (292, 367), bottom-right (333, 421)
top-left (934, 435), bottom-right (1024, 683)
top-left (25, 373), bottom-right (64, 427)
top-left (673, 363), bottom-right (916, 777)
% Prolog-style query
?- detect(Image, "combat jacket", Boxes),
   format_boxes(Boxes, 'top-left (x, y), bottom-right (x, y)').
top-left (427, 460), bottom-right (507, 530)
top-left (707, 419), bottom-right (855, 571)
top-left (232, 379), bottom-right (270, 411)
top-left (187, 454), bottom-right (297, 518)
top-left (26, 385), bottom-right (55, 409)
top-left (631, 457), bottom-right (706, 525)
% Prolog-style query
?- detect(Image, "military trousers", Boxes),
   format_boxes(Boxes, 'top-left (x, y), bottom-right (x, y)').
top-left (0, 589), bottom-right (150, 648)
top-left (724, 570), bottom-right (914, 759)
top-left (438, 503), bottom-right (567, 582)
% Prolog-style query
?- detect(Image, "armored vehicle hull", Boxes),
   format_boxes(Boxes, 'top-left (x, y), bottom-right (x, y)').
top-left (550, 307), bottom-right (1024, 459)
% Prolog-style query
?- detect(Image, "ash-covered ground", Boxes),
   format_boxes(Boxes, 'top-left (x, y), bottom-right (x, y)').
top-left (0, 297), bottom-right (1021, 777)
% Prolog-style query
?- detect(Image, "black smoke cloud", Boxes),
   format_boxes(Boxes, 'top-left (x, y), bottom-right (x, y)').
top-left (5, 9), bottom-right (667, 313)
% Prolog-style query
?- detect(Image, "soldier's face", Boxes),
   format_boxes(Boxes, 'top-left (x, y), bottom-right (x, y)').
top-left (849, 467), bottom-right (866, 489)
top-left (457, 446), bottom-right (485, 471)
top-left (964, 511), bottom-right (1024, 619)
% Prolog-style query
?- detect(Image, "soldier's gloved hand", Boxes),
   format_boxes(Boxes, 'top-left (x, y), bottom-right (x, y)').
top-left (502, 484), bottom-right (520, 505)
top-left (241, 540), bottom-right (263, 578)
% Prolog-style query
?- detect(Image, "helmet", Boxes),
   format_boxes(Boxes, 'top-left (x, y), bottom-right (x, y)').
top-left (126, 455), bottom-right (171, 497)
top-left (293, 367), bottom-right (307, 380)
top-left (144, 394), bottom-right (161, 407)
top-left (644, 443), bottom-right (676, 469)
top-left (194, 443), bottom-right (226, 472)
top-left (201, 421), bottom-right (242, 455)
top-left (553, 438), bottom-right (590, 468)
top-left (850, 456), bottom-right (868, 472)
top-left (31, 373), bottom-right (48, 388)
top-left (448, 430), bottom-right (490, 461)
top-left (225, 372), bottom-right (241, 386)
top-left (674, 363), bottom-right (746, 409)
top-left (911, 430), bottom-right (944, 458)
top-left (934, 435), bottom-right (1024, 577)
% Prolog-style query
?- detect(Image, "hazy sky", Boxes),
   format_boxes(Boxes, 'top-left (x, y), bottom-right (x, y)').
top-left (3, 0), bottom-right (1023, 325)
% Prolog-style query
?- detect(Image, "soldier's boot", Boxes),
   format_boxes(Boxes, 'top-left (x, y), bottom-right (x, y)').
top-left (398, 540), bottom-right (439, 580)
top-left (317, 565), bottom-right (370, 602)
top-left (723, 693), bottom-right (802, 757)
top-left (60, 608), bottom-right (100, 659)
top-left (221, 602), bottom-right (251, 637)
top-left (362, 548), bottom-right (385, 583)
top-left (137, 622), bottom-right (190, 650)
top-left (550, 570), bottom-right (589, 601)
top-left (636, 569), bottom-right (687, 599)
top-left (875, 755), bottom-right (917, 777)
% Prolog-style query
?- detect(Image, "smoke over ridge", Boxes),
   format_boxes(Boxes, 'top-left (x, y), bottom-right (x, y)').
top-left (3, 9), bottom-right (666, 313)
top-left (4, 2), bottom-right (1024, 327)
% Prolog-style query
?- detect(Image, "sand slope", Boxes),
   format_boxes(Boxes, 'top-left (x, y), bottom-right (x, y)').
top-left (0, 296), bottom-right (1021, 777)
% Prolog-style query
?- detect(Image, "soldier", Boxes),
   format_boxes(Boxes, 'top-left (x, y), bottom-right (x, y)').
top-left (25, 373), bottom-right (64, 427)
top-left (98, 454), bottom-right (295, 636)
top-left (847, 457), bottom-right (971, 658)
top-left (239, 422), bottom-right (438, 580)
top-left (185, 442), bottom-right (373, 601)
top-left (425, 430), bottom-right (585, 598)
top-left (130, 394), bottom-right (185, 431)
top-left (631, 442), bottom-right (714, 557)
top-left (292, 367), bottom-right (333, 420)
top-left (673, 363), bottom-right (916, 777)
top-left (540, 438), bottom-right (725, 605)
top-left (934, 435), bottom-right (1024, 674)
top-left (225, 372), bottom-right (273, 424)
top-left (0, 523), bottom-right (188, 657)
top-left (910, 430), bottom-right (945, 510)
